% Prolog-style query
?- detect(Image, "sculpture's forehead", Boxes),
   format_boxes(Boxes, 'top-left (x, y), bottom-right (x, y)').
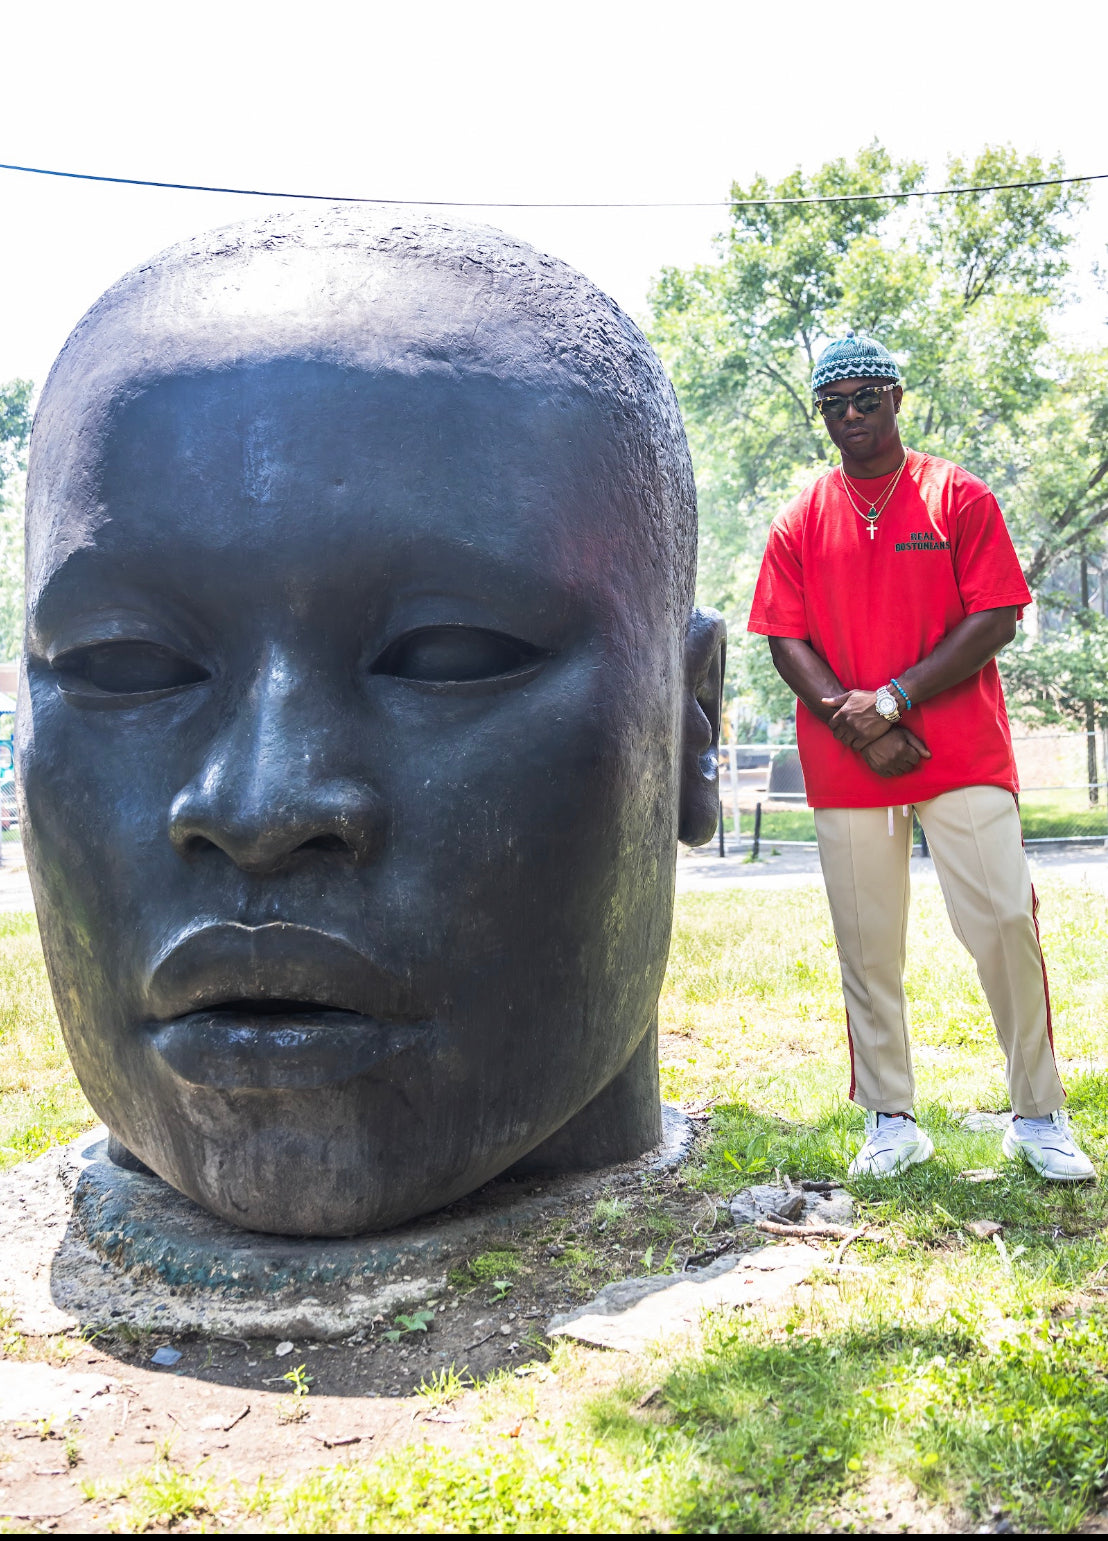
top-left (28, 242), bottom-right (670, 608)
top-left (37, 351), bottom-right (624, 526)
top-left (45, 241), bottom-right (594, 406)
top-left (98, 359), bottom-right (618, 534)
top-left (28, 354), bottom-right (659, 635)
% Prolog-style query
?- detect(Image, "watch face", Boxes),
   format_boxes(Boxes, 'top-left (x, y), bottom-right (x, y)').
top-left (876, 692), bottom-right (896, 718)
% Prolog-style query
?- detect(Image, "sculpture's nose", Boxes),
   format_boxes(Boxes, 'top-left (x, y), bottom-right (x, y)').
top-left (168, 649), bottom-right (386, 873)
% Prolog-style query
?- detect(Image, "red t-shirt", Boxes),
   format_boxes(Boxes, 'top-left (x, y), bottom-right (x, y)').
top-left (747, 450), bottom-right (1031, 808)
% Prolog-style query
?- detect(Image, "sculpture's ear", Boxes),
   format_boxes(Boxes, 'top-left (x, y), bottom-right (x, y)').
top-left (678, 607), bottom-right (727, 847)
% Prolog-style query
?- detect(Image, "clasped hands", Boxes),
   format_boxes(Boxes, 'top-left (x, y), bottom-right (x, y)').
top-left (821, 690), bottom-right (931, 778)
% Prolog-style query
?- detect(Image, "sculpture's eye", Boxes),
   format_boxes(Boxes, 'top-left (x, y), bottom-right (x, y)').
top-left (371, 626), bottom-right (546, 684)
top-left (54, 641), bottom-right (210, 699)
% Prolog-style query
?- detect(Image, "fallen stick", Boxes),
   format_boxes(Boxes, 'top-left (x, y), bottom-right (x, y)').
top-left (682, 1240), bottom-right (735, 1272)
top-left (833, 1224), bottom-right (871, 1267)
top-left (465, 1329), bottom-right (499, 1351)
top-left (755, 1218), bottom-right (855, 1240)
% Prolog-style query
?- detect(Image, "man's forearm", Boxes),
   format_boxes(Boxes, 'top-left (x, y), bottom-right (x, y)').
top-left (819, 605), bottom-right (1019, 751)
top-left (768, 637), bottom-right (845, 721)
top-left (894, 607), bottom-right (1018, 707)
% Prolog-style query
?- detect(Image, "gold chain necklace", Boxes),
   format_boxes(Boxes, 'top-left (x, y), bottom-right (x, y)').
top-left (838, 452), bottom-right (910, 540)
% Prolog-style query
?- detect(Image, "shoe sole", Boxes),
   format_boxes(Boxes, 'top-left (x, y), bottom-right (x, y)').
top-left (1001, 1132), bottom-right (1095, 1183)
top-left (849, 1131), bottom-right (935, 1179)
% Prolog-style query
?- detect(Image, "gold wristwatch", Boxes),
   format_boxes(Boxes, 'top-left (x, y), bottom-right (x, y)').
top-left (874, 685), bottom-right (901, 724)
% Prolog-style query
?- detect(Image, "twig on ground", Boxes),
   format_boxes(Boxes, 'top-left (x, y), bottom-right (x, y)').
top-left (682, 1239), bottom-right (735, 1271)
top-left (682, 1095), bottom-right (721, 1122)
top-left (833, 1224), bottom-right (871, 1266)
top-left (799, 1180), bottom-right (839, 1194)
top-left (691, 1195), bottom-right (722, 1235)
top-left (1085, 1257), bottom-right (1108, 1289)
top-left (755, 1217), bottom-right (855, 1240)
top-left (466, 1329), bottom-right (499, 1351)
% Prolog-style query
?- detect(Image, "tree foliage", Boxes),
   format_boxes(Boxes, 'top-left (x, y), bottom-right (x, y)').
top-left (0, 378), bottom-right (32, 662)
top-left (648, 144), bottom-right (1099, 719)
top-left (1002, 605), bottom-right (1108, 732)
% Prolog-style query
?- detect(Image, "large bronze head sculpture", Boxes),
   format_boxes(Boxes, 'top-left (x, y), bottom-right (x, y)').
top-left (17, 211), bottom-right (724, 1236)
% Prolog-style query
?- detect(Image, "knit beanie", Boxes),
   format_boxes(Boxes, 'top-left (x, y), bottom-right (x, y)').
top-left (811, 331), bottom-right (901, 394)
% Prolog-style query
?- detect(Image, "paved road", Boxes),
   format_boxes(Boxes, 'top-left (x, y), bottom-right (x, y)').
top-left (676, 840), bottom-right (1108, 894)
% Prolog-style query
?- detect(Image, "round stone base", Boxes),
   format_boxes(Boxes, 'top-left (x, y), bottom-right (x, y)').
top-left (0, 1107), bottom-right (693, 1340)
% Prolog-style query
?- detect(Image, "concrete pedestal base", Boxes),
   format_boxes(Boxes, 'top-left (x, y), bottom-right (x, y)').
top-left (0, 1108), bottom-right (693, 1341)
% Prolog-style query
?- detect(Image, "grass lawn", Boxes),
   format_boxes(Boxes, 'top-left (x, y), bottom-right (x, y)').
top-left (3, 877), bottom-right (1108, 1530)
top-left (723, 804), bottom-right (817, 842)
top-left (1019, 789), bottom-right (1108, 842)
top-left (723, 792), bottom-right (1108, 846)
top-left (0, 911), bottom-right (94, 1168)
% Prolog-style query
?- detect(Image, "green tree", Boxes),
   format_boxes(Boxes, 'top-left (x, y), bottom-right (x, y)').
top-left (0, 379), bottom-right (33, 661)
top-left (1003, 603), bottom-right (1108, 727)
top-left (991, 351), bottom-right (1108, 588)
top-left (648, 145), bottom-right (1089, 721)
top-left (1001, 557), bottom-right (1108, 802)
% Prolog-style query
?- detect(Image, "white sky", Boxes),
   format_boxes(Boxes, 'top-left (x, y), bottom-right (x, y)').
top-left (2, 0), bottom-right (1107, 387)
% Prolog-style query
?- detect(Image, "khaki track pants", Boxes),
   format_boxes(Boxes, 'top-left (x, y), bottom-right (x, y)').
top-left (813, 784), bottom-right (1064, 1119)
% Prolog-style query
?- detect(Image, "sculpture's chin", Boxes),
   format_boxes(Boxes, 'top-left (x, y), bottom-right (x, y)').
top-left (105, 1019), bottom-right (664, 1237)
top-left (137, 1124), bottom-right (498, 1238)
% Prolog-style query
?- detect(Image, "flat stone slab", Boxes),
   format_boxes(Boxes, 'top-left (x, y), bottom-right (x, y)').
top-left (729, 1183), bottom-right (855, 1229)
top-left (0, 1108), bottom-right (693, 1341)
top-left (547, 1242), bottom-right (822, 1352)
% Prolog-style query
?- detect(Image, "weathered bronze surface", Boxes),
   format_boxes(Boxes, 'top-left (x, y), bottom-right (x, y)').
top-left (18, 211), bottom-right (724, 1236)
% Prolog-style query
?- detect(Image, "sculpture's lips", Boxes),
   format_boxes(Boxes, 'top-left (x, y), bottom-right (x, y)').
top-left (148, 1012), bottom-right (425, 1090)
top-left (144, 923), bottom-right (430, 1090)
top-left (145, 921), bottom-right (423, 1022)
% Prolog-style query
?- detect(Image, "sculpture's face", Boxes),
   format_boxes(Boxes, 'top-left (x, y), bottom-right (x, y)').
top-left (20, 355), bottom-right (688, 1233)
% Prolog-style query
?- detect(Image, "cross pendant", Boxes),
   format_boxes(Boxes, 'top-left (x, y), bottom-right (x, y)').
top-left (866, 510), bottom-right (877, 540)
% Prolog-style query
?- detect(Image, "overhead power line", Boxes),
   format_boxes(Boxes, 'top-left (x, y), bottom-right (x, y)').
top-left (0, 160), bottom-right (1104, 209)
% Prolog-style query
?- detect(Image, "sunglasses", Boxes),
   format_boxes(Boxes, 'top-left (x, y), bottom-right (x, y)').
top-left (815, 382), bottom-right (898, 421)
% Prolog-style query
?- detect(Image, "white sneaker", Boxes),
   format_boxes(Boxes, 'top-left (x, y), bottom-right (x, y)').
top-left (1002, 1110), bottom-right (1095, 1182)
top-left (848, 1111), bottom-right (935, 1178)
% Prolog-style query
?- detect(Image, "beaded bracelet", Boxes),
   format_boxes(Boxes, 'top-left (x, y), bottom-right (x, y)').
top-left (890, 677), bottom-right (912, 711)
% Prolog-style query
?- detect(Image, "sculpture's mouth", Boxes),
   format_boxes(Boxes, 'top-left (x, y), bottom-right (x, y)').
top-left (148, 1005), bottom-right (429, 1091)
top-left (143, 924), bottom-right (432, 1089)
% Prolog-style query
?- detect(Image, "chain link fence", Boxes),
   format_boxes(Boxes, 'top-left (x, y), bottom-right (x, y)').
top-left (716, 731), bottom-right (1108, 857)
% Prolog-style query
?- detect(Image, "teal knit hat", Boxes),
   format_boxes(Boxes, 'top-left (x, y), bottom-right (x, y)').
top-left (812, 331), bottom-right (901, 394)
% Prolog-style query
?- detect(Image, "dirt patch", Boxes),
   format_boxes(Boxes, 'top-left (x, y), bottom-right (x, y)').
top-left (0, 1159), bottom-right (741, 1527)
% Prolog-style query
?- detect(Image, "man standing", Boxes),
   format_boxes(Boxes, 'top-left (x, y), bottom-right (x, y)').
top-left (748, 331), bottom-right (1094, 1181)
